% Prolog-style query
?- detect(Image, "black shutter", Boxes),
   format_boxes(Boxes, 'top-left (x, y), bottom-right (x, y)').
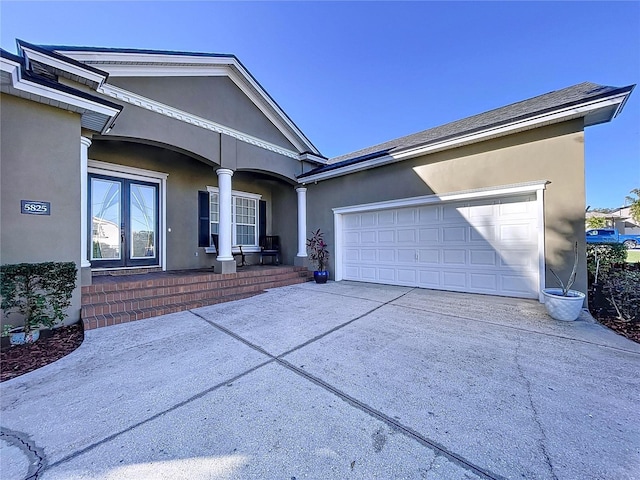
top-left (198, 191), bottom-right (210, 247)
top-left (259, 200), bottom-right (267, 240)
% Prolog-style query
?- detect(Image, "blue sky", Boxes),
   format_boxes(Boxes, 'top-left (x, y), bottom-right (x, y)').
top-left (1, 1), bottom-right (638, 208)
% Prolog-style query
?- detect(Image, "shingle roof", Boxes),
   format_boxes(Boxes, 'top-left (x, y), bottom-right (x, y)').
top-left (301, 82), bottom-right (633, 178)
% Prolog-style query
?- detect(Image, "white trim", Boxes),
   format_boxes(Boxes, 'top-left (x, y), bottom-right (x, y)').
top-left (56, 50), bottom-right (320, 155)
top-left (87, 160), bottom-right (168, 271)
top-left (88, 159), bottom-right (168, 180)
top-left (300, 94), bottom-right (630, 184)
top-left (206, 186), bottom-right (262, 248)
top-left (99, 84), bottom-right (301, 159)
top-left (3, 64), bottom-right (119, 117)
top-left (20, 45), bottom-right (107, 87)
top-left (332, 181), bottom-right (548, 300)
top-left (536, 187), bottom-right (547, 302)
top-left (332, 181), bottom-right (549, 215)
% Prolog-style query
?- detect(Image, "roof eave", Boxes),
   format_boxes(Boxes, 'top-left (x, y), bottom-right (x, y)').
top-left (298, 87), bottom-right (634, 184)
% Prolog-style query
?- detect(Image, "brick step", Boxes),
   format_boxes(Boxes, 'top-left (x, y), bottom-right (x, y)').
top-left (82, 266), bottom-right (309, 295)
top-left (83, 291), bottom-right (261, 330)
top-left (81, 266), bottom-right (312, 330)
top-left (81, 274), bottom-right (310, 317)
top-left (82, 269), bottom-right (308, 305)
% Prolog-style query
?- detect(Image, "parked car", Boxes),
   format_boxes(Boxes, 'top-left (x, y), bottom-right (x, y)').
top-left (585, 228), bottom-right (640, 248)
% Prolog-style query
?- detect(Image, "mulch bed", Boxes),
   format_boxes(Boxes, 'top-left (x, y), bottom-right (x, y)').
top-left (593, 316), bottom-right (640, 344)
top-left (0, 323), bottom-right (84, 382)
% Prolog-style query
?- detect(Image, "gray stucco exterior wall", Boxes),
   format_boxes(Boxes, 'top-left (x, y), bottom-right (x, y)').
top-left (1, 95), bottom-right (83, 325)
top-left (108, 76), bottom-right (297, 151)
top-left (304, 120), bottom-right (588, 296)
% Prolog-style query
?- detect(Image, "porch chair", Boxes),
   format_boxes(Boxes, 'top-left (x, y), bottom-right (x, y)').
top-left (211, 234), bottom-right (246, 267)
top-left (259, 235), bottom-right (280, 265)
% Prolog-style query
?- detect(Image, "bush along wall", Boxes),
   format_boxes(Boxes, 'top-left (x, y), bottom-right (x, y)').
top-left (586, 244), bottom-right (639, 323)
top-left (586, 243), bottom-right (628, 284)
top-left (1, 262), bottom-right (77, 334)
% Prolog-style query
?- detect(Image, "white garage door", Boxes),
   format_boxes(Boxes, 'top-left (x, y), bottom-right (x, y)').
top-left (340, 194), bottom-right (540, 298)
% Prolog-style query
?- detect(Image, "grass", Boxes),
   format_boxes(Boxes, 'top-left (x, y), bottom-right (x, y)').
top-left (627, 249), bottom-right (640, 263)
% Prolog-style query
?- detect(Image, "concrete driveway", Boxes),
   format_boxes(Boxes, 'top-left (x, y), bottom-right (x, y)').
top-left (1, 281), bottom-right (639, 480)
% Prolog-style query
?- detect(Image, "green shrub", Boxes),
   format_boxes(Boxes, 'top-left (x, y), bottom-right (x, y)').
top-left (586, 243), bottom-right (627, 283)
top-left (602, 269), bottom-right (640, 324)
top-left (1, 262), bottom-right (77, 334)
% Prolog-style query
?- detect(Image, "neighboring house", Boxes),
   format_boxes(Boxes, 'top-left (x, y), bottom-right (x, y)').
top-left (0, 39), bottom-right (635, 323)
top-left (586, 207), bottom-right (640, 234)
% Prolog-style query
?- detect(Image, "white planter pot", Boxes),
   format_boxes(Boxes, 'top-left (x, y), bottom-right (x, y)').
top-left (542, 288), bottom-right (586, 321)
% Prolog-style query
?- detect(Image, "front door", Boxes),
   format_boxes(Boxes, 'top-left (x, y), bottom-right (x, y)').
top-left (89, 174), bottom-right (159, 268)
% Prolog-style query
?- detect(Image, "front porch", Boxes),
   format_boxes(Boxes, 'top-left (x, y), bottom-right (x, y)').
top-left (81, 265), bottom-right (312, 330)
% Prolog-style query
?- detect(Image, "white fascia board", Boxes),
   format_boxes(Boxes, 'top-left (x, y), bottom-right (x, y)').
top-left (332, 181), bottom-right (549, 215)
top-left (301, 93), bottom-right (630, 184)
top-left (58, 50), bottom-right (320, 156)
top-left (21, 46), bottom-right (107, 87)
top-left (99, 84), bottom-right (301, 160)
top-left (2, 58), bottom-right (119, 120)
top-left (299, 152), bottom-right (329, 164)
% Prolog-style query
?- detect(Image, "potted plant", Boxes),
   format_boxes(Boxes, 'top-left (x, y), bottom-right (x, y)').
top-left (1, 262), bottom-right (76, 344)
top-left (542, 242), bottom-right (586, 321)
top-left (306, 229), bottom-right (330, 284)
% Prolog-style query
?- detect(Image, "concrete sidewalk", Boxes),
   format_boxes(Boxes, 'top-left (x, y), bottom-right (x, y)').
top-left (1, 282), bottom-right (639, 479)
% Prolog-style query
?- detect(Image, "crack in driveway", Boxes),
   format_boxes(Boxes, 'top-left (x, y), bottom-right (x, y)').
top-left (514, 335), bottom-right (558, 480)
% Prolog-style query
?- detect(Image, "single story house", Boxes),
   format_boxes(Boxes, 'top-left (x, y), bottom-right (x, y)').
top-left (586, 206), bottom-right (640, 234)
top-left (1, 40), bottom-right (634, 324)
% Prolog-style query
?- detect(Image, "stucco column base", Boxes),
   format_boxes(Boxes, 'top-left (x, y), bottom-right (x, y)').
top-left (212, 259), bottom-right (237, 274)
top-left (80, 266), bottom-right (93, 286)
top-left (294, 256), bottom-right (309, 268)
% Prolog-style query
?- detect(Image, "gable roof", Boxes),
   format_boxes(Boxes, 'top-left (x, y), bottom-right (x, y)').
top-left (1, 47), bottom-right (122, 133)
top-left (32, 42), bottom-right (324, 160)
top-left (299, 82), bottom-right (634, 181)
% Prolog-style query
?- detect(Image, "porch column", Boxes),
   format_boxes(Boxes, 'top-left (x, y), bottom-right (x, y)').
top-left (296, 186), bottom-right (308, 259)
top-left (80, 137), bottom-right (92, 278)
top-left (216, 168), bottom-right (234, 262)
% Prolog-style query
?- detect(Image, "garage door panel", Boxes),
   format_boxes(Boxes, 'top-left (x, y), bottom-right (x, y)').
top-left (397, 269), bottom-right (417, 283)
top-left (378, 268), bottom-right (396, 282)
top-left (501, 275), bottom-right (535, 295)
top-left (419, 270), bottom-right (441, 286)
top-left (418, 205), bottom-right (440, 221)
top-left (470, 273), bottom-right (498, 290)
top-left (378, 230), bottom-right (395, 243)
top-left (443, 249), bottom-right (466, 265)
top-left (361, 231), bottom-right (377, 243)
top-left (361, 213), bottom-right (377, 226)
top-left (470, 250), bottom-right (497, 266)
top-left (418, 249), bottom-right (440, 264)
top-left (360, 249), bottom-right (376, 262)
top-left (443, 226), bottom-right (466, 242)
top-left (378, 249), bottom-right (395, 262)
top-left (398, 229), bottom-right (417, 242)
top-left (443, 271), bottom-right (467, 288)
top-left (341, 194), bottom-right (539, 298)
top-left (419, 228), bottom-right (439, 242)
top-left (499, 224), bottom-right (533, 242)
top-left (398, 249), bottom-right (416, 262)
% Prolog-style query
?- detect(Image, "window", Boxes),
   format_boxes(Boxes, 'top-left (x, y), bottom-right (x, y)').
top-left (206, 187), bottom-right (261, 248)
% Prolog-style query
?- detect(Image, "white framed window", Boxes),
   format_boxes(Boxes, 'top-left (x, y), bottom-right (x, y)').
top-left (207, 187), bottom-right (261, 249)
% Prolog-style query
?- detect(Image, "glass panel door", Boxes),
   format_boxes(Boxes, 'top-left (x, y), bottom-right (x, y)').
top-left (91, 177), bottom-right (122, 265)
top-left (129, 183), bottom-right (157, 261)
top-left (89, 174), bottom-right (160, 268)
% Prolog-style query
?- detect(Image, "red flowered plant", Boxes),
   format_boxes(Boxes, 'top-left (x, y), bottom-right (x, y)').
top-left (306, 229), bottom-right (330, 272)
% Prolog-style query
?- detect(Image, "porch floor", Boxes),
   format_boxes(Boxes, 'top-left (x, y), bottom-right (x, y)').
top-left (82, 265), bottom-right (312, 330)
